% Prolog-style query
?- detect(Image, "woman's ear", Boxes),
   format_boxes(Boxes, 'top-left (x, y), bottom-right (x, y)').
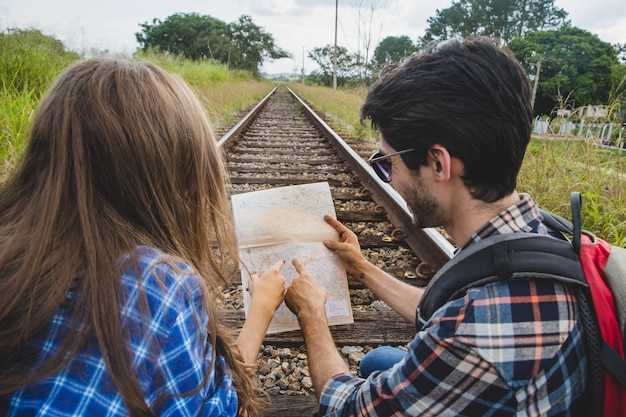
top-left (428, 145), bottom-right (452, 182)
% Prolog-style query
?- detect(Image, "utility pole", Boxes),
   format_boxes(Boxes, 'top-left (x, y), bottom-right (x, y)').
top-left (301, 46), bottom-right (305, 84)
top-left (333, 0), bottom-right (338, 90)
top-left (531, 55), bottom-right (543, 110)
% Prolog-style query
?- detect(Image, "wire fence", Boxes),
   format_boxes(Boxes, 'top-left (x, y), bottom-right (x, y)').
top-left (532, 117), bottom-right (625, 151)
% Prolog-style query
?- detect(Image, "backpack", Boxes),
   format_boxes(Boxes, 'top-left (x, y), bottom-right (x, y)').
top-left (415, 192), bottom-right (626, 417)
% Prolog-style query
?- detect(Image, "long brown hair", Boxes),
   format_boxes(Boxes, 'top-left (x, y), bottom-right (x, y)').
top-left (0, 58), bottom-right (264, 416)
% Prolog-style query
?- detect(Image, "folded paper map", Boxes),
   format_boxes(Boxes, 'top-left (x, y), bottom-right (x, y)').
top-left (231, 182), bottom-right (354, 334)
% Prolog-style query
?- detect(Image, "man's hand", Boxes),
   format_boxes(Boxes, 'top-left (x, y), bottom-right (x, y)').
top-left (248, 260), bottom-right (287, 319)
top-left (323, 215), bottom-right (370, 278)
top-left (285, 259), bottom-right (327, 321)
top-left (284, 259), bottom-right (348, 397)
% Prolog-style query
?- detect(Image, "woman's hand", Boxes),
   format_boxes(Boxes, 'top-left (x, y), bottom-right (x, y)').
top-left (285, 259), bottom-right (327, 321)
top-left (248, 260), bottom-right (287, 319)
top-left (323, 215), bottom-right (370, 278)
top-left (237, 260), bottom-right (286, 366)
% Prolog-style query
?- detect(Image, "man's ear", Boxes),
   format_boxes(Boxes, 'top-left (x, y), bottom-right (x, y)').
top-left (428, 145), bottom-right (452, 182)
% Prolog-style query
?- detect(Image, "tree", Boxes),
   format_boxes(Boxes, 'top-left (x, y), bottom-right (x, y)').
top-left (136, 13), bottom-right (230, 61)
top-left (508, 26), bottom-right (620, 115)
top-left (421, 0), bottom-right (569, 45)
top-left (615, 43), bottom-right (626, 64)
top-left (372, 36), bottom-right (416, 70)
top-left (307, 45), bottom-right (357, 86)
top-left (135, 13), bottom-right (289, 74)
top-left (226, 15), bottom-right (290, 73)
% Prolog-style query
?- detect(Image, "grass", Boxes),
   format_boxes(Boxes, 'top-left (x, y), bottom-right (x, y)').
top-left (138, 52), bottom-right (272, 131)
top-left (521, 139), bottom-right (625, 247)
top-left (0, 32), bottom-right (273, 182)
top-left (0, 29), bottom-right (79, 180)
top-left (289, 83), bottom-right (377, 140)
top-left (0, 87), bottom-right (38, 176)
top-left (292, 83), bottom-right (626, 247)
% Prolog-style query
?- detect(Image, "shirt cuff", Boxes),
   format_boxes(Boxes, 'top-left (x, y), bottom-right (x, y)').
top-left (318, 372), bottom-right (365, 415)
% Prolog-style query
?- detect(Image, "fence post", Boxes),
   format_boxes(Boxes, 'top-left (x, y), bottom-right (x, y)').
top-left (578, 118), bottom-right (585, 137)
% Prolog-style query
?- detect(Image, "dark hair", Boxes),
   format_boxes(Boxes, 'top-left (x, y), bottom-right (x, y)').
top-left (361, 37), bottom-right (532, 202)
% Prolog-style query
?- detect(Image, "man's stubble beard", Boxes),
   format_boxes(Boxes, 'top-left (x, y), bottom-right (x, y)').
top-left (404, 174), bottom-right (446, 230)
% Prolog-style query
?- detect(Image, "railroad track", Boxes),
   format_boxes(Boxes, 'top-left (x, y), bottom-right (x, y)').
top-left (217, 87), bottom-right (454, 416)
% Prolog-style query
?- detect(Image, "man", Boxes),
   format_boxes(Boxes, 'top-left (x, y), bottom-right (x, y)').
top-left (285, 38), bottom-right (587, 416)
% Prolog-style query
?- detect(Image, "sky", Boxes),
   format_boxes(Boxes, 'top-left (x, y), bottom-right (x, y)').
top-left (1, 0), bottom-right (625, 74)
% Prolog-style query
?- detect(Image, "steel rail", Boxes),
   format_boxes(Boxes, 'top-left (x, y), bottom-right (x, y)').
top-left (217, 87), bottom-right (277, 148)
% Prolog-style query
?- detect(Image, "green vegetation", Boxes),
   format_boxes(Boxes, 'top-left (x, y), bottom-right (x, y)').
top-left (372, 36), bottom-right (416, 70)
top-left (421, 0), bottom-right (568, 44)
top-left (306, 36), bottom-right (416, 86)
top-left (138, 52), bottom-right (272, 128)
top-left (0, 29), bottom-right (79, 179)
top-left (0, 29), bottom-right (272, 182)
top-left (290, 83), bottom-right (376, 139)
top-left (293, 83), bottom-right (625, 246)
top-left (304, 0), bottom-right (625, 123)
top-left (136, 13), bottom-right (289, 75)
top-left (509, 26), bottom-right (623, 116)
top-left (521, 139), bottom-right (625, 247)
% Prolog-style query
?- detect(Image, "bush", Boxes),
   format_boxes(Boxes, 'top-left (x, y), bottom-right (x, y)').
top-left (0, 31), bottom-right (272, 181)
top-left (137, 51), bottom-right (272, 129)
top-left (0, 28), bottom-right (79, 94)
top-left (136, 51), bottom-right (254, 85)
top-left (0, 29), bottom-right (79, 180)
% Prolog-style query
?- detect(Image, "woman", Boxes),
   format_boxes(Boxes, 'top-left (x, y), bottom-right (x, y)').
top-left (0, 58), bottom-right (286, 416)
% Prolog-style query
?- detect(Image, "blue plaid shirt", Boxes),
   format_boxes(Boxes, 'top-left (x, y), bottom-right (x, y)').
top-left (318, 194), bottom-right (587, 416)
top-left (7, 246), bottom-right (238, 417)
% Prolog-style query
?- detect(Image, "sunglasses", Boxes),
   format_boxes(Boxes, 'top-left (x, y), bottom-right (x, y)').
top-left (368, 148), bottom-right (416, 183)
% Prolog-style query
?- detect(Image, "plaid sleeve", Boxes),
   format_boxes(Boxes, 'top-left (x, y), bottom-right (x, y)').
top-left (317, 279), bottom-right (586, 417)
top-left (122, 255), bottom-right (238, 417)
top-left (318, 327), bottom-right (511, 416)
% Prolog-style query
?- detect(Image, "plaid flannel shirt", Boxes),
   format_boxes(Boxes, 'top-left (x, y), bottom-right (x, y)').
top-left (7, 246), bottom-right (238, 417)
top-left (318, 194), bottom-right (587, 417)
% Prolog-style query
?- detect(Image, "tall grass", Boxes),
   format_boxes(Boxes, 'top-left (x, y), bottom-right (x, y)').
top-left (0, 87), bottom-right (38, 176)
top-left (0, 29), bottom-right (80, 93)
top-left (0, 31), bottom-right (272, 181)
top-left (292, 83), bottom-right (626, 247)
top-left (290, 83), bottom-right (377, 140)
top-left (138, 51), bottom-right (252, 84)
top-left (520, 139), bottom-right (625, 247)
top-left (0, 29), bottom-right (79, 180)
top-left (138, 52), bottom-right (273, 130)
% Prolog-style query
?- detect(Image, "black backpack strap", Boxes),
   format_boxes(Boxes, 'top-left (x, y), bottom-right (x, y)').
top-left (0, 395), bottom-right (7, 417)
top-left (601, 342), bottom-right (626, 386)
top-left (416, 233), bottom-right (587, 330)
top-left (540, 209), bottom-right (573, 236)
top-left (570, 192), bottom-right (583, 254)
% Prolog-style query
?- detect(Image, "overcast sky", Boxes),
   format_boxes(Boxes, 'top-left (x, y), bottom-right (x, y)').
top-left (1, 0), bottom-right (625, 74)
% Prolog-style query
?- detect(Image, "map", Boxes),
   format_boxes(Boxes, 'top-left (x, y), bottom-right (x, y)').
top-left (232, 182), bottom-right (354, 334)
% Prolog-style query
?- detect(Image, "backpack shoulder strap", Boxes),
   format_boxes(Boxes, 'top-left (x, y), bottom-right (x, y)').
top-left (416, 232), bottom-right (587, 330)
top-left (540, 208), bottom-right (573, 236)
top-left (570, 192), bottom-right (583, 253)
top-left (538, 192), bottom-right (584, 249)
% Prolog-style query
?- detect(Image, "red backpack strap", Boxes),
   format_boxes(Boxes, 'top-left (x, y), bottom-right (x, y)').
top-left (570, 192), bottom-right (626, 417)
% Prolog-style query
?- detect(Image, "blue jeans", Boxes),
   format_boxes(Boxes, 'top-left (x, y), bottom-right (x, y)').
top-left (359, 346), bottom-right (406, 378)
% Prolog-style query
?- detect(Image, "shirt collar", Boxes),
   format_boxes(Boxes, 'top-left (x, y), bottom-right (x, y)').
top-left (460, 193), bottom-right (545, 251)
